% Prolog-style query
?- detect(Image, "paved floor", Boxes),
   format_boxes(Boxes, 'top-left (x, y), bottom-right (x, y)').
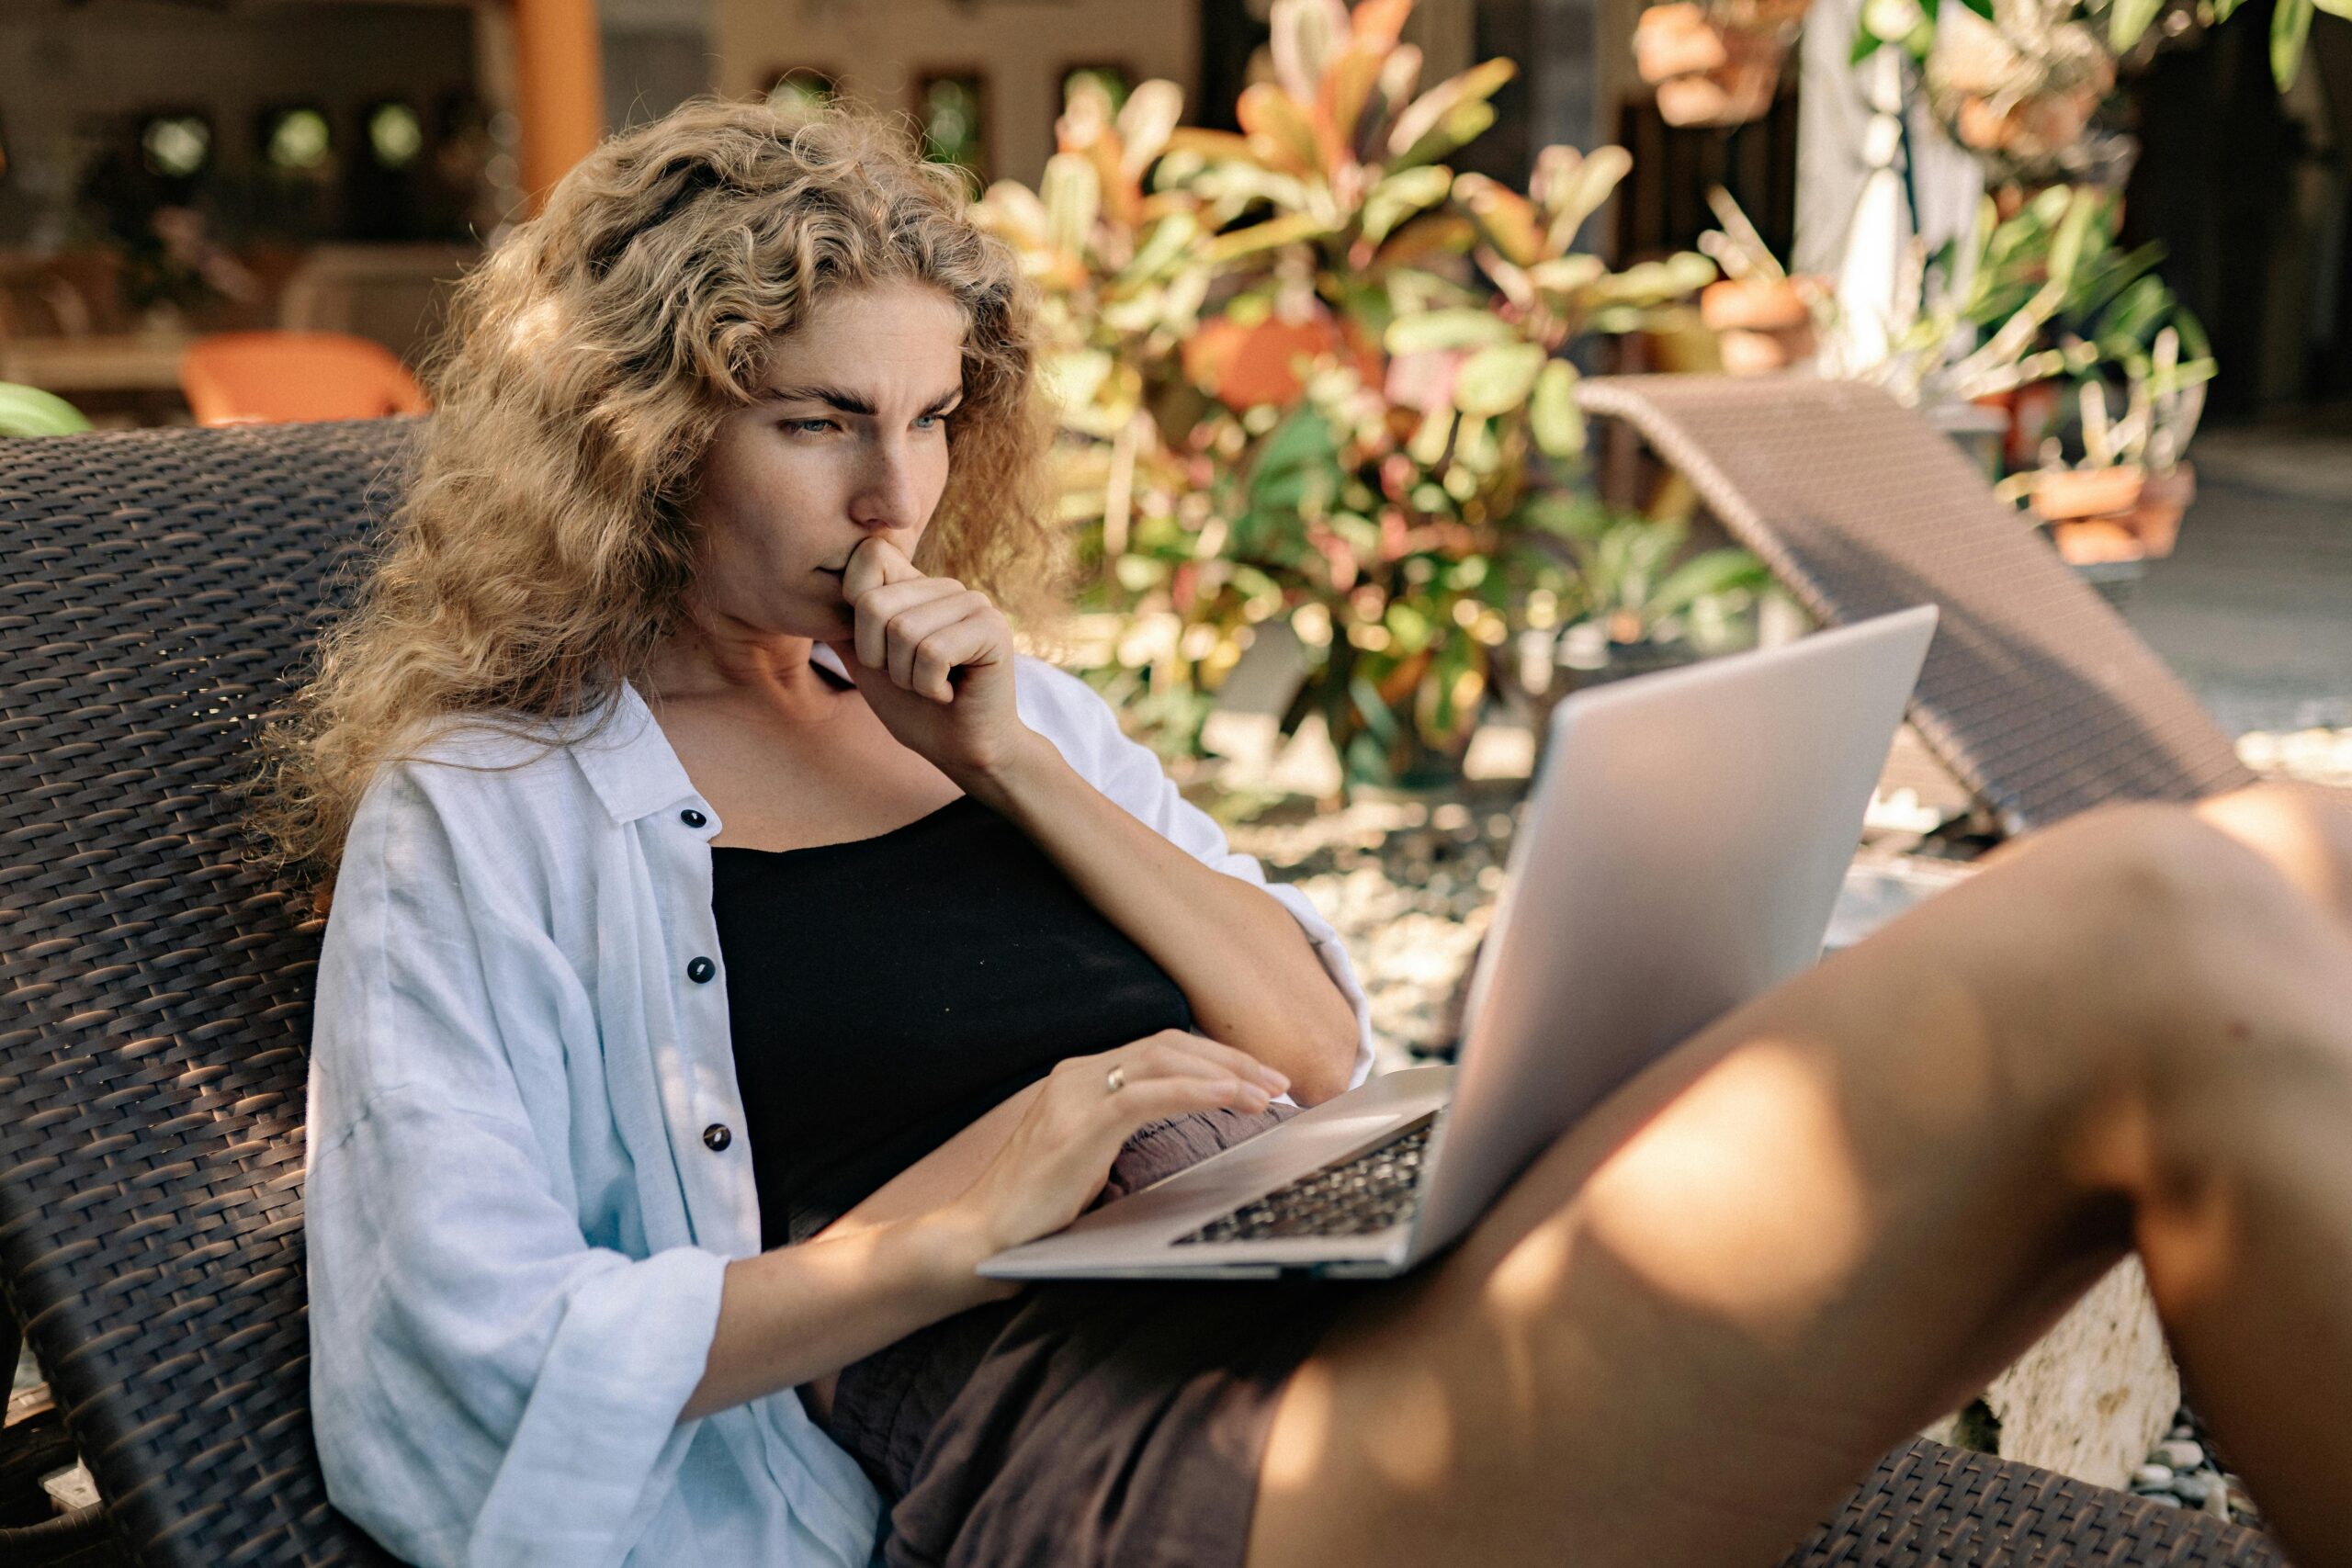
top-left (2127, 426), bottom-right (2352, 736)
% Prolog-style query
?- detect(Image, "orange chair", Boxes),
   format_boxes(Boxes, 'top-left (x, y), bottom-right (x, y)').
top-left (179, 331), bottom-right (429, 425)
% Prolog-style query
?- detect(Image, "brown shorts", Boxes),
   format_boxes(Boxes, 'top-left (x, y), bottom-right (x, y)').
top-left (823, 1108), bottom-right (1376, 1568)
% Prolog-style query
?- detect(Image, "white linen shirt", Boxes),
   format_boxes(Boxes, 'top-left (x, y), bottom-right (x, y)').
top-left (304, 652), bottom-right (1374, 1568)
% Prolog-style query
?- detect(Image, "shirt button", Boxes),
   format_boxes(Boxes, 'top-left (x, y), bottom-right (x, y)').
top-left (680, 807), bottom-right (707, 829)
top-left (702, 1123), bottom-right (731, 1152)
top-left (686, 955), bottom-right (716, 984)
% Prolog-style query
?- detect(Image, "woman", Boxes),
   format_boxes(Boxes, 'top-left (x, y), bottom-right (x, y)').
top-left (275, 99), bottom-right (2352, 1568)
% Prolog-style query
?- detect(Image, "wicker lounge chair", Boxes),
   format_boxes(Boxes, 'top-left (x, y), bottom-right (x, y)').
top-left (1577, 373), bottom-right (2258, 836)
top-left (0, 420), bottom-right (2290, 1565)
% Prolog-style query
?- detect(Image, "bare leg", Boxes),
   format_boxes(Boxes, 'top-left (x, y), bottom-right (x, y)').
top-left (1247, 785), bottom-right (2352, 1568)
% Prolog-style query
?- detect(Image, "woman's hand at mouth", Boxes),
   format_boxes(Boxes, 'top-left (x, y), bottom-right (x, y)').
top-left (824, 536), bottom-right (1033, 788)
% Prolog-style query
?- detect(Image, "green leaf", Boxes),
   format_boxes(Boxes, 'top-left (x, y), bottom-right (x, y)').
top-left (0, 383), bottom-right (92, 436)
top-left (1248, 408), bottom-right (1340, 513)
top-left (1529, 359), bottom-right (1584, 459)
top-left (1125, 210), bottom-right (1201, 280)
top-left (1385, 58), bottom-right (1516, 169)
top-left (1849, 28), bottom-right (1884, 64)
top-left (1040, 153), bottom-right (1100, 255)
top-left (2045, 189), bottom-right (2101, 295)
top-left (1539, 144), bottom-right (1633, 254)
top-left (1957, 0), bottom-right (1994, 17)
top-left (1205, 210), bottom-right (1334, 263)
top-left (1384, 307), bottom-right (1515, 354)
top-left (1360, 164), bottom-right (1454, 247)
top-left (2273, 0), bottom-right (2315, 89)
top-left (1407, 405), bottom-right (1456, 466)
top-left (1452, 341), bottom-right (1545, 417)
top-left (1650, 549), bottom-right (1770, 616)
top-left (2109, 0), bottom-right (2164, 49)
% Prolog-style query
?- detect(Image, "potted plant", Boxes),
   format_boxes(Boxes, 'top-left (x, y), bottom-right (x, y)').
top-left (2003, 323), bottom-right (2207, 564)
top-left (977, 0), bottom-right (1742, 791)
top-left (1634, 0), bottom-right (1815, 128)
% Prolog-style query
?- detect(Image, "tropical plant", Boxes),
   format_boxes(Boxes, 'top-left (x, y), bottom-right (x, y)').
top-left (978, 0), bottom-right (1729, 786)
top-left (1709, 183), bottom-right (2213, 416)
top-left (1856, 0), bottom-right (2342, 117)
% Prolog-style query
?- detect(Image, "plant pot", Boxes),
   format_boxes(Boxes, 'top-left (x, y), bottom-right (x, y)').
top-left (1654, 40), bottom-right (1785, 128)
top-left (1716, 323), bottom-right (1815, 375)
top-left (1700, 277), bottom-right (1812, 332)
top-left (2125, 462), bottom-right (2195, 558)
top-left (1634, 3), bottom-right (1730, 83)
top-left (2029, 464), bottom-right (2143, 523)
top-left (2050, 517), bottom-right (2143, 566)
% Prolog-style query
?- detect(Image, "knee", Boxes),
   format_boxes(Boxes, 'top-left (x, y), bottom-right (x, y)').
top-left (2050, 796), bottom-right (2352, 1094)
top-left (2026, 801), bottom-right (2324, 1053)
top-left (2194, 781), bottom-right (2352, 927)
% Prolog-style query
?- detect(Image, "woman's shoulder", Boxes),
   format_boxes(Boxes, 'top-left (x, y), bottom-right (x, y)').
top-left (347, 706), bottom-right (622, 859)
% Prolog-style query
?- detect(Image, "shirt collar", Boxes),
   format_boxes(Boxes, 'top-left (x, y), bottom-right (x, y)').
top-left (569, 681), bottom-right (699, 826)
top-left (570, 645), bottom-right (853, 827)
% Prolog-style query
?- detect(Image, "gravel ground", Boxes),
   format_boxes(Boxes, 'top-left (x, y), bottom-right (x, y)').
top-left (2238, 727), bottom-right (2352, 788)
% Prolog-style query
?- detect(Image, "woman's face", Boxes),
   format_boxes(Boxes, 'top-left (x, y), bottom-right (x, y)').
top-left (686, 280), bottom-right (967, 644)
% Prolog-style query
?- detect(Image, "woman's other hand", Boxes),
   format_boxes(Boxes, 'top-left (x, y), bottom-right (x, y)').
top-left (824, 536), bottom-right (1027, 785)
top-left (938, 1031), bottom-right (1292, 1266)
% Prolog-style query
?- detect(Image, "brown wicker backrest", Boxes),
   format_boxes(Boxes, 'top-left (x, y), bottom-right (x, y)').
top-left (0, 420), bottom-right (410, 1566)
top-left (1577, 374), bottom-right (2256, 834)
top-left (0, 419), bottom-right (2290, 1568)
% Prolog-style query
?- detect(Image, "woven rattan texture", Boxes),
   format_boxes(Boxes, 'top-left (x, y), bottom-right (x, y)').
top-left (1781, 1438), bottom-right (2286, 1566)
top-left (1577, 375), bottom-right (2256, 834)
top-left (0, 421), bottom-right (2288, 1567)
top-left (0, 421), bottom-right (411, 1567)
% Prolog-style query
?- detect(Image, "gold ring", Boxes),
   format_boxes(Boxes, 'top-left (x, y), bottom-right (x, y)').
top-left (1105, 1065), bottom-right (1126, 1095)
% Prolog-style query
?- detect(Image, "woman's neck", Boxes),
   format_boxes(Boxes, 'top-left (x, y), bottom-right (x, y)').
top-left (642, 613), bottom-right (849, 722)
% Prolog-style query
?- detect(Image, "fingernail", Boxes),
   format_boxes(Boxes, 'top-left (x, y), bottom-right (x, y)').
top-left (1258, 1066), bottom-right (1289, 1091)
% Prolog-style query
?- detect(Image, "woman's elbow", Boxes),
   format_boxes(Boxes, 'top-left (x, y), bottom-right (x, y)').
top-left (1286, 993), bottom-right (1363, 1106)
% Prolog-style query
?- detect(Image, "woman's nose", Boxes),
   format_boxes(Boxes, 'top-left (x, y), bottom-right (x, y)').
top-left (849, 437), bottom-right (925, 534)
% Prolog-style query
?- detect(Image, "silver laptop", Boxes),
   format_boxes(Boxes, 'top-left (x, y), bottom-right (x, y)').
top-left (981, 605), bottom-right (1939, 1282)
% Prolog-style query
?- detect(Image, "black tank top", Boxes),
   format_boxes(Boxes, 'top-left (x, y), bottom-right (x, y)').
top-left (711, 795), bottom-right (1194, 1249)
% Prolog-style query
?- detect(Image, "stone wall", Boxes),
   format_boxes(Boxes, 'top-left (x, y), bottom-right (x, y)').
top-left (1923, 1258), bottom-right (2180, 1491)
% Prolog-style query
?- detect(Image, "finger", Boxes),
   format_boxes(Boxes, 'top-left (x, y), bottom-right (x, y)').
top-left (843, 536), bottom-right (922, 601)
top-left (882, 593), bottom-right (986, 693)
top-left (1124, 1030), bottom-right (1290, 1094)
top-left (854, 578), bottom-right (962, 671)
top-left (1108, 1074), bottom-right (1272, 1124)
top-left (909, 611), bottom-right (1003, 702)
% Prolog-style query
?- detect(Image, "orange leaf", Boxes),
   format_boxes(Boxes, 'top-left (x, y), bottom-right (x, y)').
top-left (1319, 45), bottom-right (1384, 161)
top-left (1352, 0), bottom-right (1416, 48)
top-left (1238, 82), bottom-right (1325, 176)
top-left (1453, 172), bottom-right (1544, 267)
top-left (1164, 127), bottom-right (1260, 164)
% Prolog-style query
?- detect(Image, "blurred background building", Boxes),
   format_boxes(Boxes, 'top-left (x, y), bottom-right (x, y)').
top-left (0, 0), bottom-right (2344, 419)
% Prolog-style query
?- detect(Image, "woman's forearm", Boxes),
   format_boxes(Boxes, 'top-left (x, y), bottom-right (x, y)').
top-left (967, 731), bottom-right (1361, 1104)
top-left (679, 1208), bottom-right (1003, 1423)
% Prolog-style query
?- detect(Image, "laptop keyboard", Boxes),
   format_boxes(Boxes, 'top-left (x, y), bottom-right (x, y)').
top-left (1173, 1117), bottom-right (1434, 1246)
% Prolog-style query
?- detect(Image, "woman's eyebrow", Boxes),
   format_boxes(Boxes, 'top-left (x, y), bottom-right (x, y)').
top-left (757, 384), bottom-right (965, 416)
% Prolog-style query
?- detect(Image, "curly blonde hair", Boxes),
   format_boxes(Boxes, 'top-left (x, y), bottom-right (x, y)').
top-left (258, 96), bottom-right (1059, 879)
